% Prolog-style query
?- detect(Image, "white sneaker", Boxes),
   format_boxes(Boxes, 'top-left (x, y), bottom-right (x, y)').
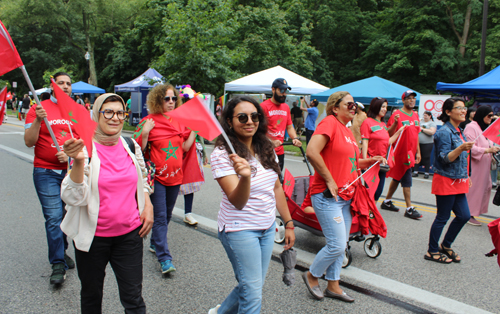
top-left (183, 213), bottom-right (198, 225)
top-left (208, 305), bottom-right (221, 314)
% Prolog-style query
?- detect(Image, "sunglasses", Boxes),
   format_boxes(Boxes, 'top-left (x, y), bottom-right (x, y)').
top-left (164, 96), bottom-right (178, 102)
top-left (99, 109), bottom-right (127, 120)
top-left (488, 113), bottom-right (494, 118)
top-left (234, 112), bottom-right (261, 123)
top-left (346, 101), bottom-right (358, 110)
top-left (277, 88), bottom-right (288, 94)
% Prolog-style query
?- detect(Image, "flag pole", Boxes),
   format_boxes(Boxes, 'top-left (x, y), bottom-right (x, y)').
top-left (20, 66), bottom-right (61, 152)
top-left (340, 160), bottom-right (380, 191)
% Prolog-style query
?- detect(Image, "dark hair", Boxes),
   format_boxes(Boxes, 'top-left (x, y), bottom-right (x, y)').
top-left (311, 99), bottom-right (319, 107)
top-left (367, 97), bottom-right (388, 121)
top-left (473, 105), bottom-right (493, 131)
top-left (438, 97), bottom-right (464, 123)
top-left (423, 111), bottom-right (434, 121)
top-left (103, 95), bottom-right (126, 110)
top-left (215, 96), bottom-right (280, 175)
top-left (53, 72), bottom-right (71, 82)
top-left (465, 107), bottom-right (476, 121)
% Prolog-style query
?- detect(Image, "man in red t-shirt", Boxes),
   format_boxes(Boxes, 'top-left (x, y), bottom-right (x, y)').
top-left (24, 72), bottom-right (75, 285)
top-left (260, 78), bottom-right (302, 171)
top-left (381, 90), bottom-right (423, 219)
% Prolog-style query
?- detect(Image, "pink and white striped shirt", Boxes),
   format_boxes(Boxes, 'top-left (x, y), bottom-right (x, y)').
top-left (211, 147), bottom-right (278, 232)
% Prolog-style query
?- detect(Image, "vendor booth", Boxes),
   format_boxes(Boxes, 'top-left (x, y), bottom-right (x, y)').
top-left (436, 65), bottom-right (500, 98)
top-left (311, 76), bottom-right (421, 107)
top-left (71, 81), bottom-right (106, 94)
top-left (114, 68), bottom-right (165, 125)
top-left (224, 65), bottom-right (329, 95)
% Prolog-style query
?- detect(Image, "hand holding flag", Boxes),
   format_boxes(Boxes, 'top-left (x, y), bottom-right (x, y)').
top-left (51, 78), bottom-right (97, 157)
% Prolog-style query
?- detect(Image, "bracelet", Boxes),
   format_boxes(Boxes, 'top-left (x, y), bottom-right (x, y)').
top-left (293, 137), bottom-right (299, 140)
top-left (285, 226), bottom-right (295, 230)
top-left (284, 220), bottom-right (293, 226)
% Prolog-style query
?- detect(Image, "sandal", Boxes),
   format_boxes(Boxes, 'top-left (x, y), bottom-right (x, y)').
top-left (439, 245), bottom-right (461, 263)
top-left (424, 252), bottom-right (452, 264)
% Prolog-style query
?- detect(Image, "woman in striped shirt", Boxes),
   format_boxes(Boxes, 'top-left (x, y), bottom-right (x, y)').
top-left (209, 96), bottom-right (295, 314)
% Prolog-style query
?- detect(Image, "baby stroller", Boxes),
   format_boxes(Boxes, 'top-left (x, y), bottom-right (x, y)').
top-left (275, 144), bottom-right (384, 268)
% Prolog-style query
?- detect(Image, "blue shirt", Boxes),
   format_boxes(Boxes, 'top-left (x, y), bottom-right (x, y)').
top-left (305, 107), bottom-right (318, 130)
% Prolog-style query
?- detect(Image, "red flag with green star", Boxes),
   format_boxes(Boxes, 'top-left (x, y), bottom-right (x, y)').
top-left (483, 118), bottom-right (500, 145)
top-left (51, 78), bottom-right (97, 156)
top-left (282, 168), bottom-right (295, 198)
top-left (364, 162), bottom-right (380, 200)
top-left (386, 128), bottom-right (415, 181)
top-left (166, 96), bottom-right (223, 141)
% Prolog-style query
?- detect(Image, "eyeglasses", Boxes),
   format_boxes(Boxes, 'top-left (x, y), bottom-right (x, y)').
top-left (164, 96), bottom-right (178, 102)
top-left (233, 112), bottom-right (261, 123)
top-left (452, 106), bottom-right (467, 111)
top-left (99, 109), bottom-right (127, 120)
top-left (346, 101), bottom-right (358, 110)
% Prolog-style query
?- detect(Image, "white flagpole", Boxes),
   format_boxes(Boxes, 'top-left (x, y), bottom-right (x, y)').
top-left (20, 66), bottom-right (61, 152)
top-left (340, 160), bottom-right (381, 191)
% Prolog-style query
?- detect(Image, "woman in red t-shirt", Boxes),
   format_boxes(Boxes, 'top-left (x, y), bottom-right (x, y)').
top-left (361, 97), bottom-right (405, 201)
top-left (302, 91), bottom-right (386, 302)
top-left (133, 84), bottom-right (196, 274)
top-left (425, 98), bottom-right (474, 264)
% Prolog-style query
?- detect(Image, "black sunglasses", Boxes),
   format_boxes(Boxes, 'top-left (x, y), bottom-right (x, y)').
top-left (346, 101), bottom-right (358, 110)
top-left (164, 96), bottom-right (178, 102)
top-left (233, 112), bottom-right (261, 123)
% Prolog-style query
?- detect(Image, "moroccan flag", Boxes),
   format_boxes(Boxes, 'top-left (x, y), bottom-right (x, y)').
top-left (167, 96), bottom-right (223, 141)
top-left (487, 218), bottom-right (500, 268)
top-left (6, 91), bottom-right (12, 100)
top-left (364, 162), bottom-right (380, 200)
top-left (51, 78), bottom-right (97, 157)
top-left (386, 127), bottom-right (417, 181)
top-left (0, 86), bottom-right (7, 126)
top-left (483, 118), bottom-right (500, 145)
top-left (283, 168), bottom-right (295, 198)
top-left (0, 20), bottom-right (24, 76)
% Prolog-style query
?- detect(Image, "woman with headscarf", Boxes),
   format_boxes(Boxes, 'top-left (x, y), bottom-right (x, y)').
top-left (459, 107), bottom-right (476, 129)
top-left (60, 93), bottom-right (154, 313)
top-left (463, 106), bottom-right (500, 226)
top-left (132, 84), bottom-right (197, 274)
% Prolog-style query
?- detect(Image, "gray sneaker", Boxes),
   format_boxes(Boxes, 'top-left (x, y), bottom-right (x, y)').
top-left (50, 263), bottom-right (66, 285)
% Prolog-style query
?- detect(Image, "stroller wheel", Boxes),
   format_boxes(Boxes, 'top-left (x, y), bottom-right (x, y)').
top-left (364, 238), bottom-right (382, 258)
top-left (274, 216), bottom-right (286, 244)
top-left (342, 248), bottom-right (352, 268)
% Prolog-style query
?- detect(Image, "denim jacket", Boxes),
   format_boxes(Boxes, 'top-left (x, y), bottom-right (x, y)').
top-left (433, 122), bottom-right (468, 179)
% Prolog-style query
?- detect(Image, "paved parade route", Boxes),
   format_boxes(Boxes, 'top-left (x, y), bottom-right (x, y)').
top-left (1, 120), bottom-right (499, 313)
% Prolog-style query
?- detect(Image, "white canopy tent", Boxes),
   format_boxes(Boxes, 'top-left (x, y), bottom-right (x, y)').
top-left (224, 66), bottom-right (329, 95)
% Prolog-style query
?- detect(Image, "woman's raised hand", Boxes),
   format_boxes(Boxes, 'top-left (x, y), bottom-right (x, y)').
top-left (229, 154), bottom-right (252, 178)
top-left (63, 138), bottom-right (85, 160)
top-left (143, 118), bottom-right (155, 134)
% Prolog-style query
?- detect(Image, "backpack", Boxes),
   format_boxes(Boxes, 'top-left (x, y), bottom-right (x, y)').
top-left (124, 137), bottom-right (156, 193)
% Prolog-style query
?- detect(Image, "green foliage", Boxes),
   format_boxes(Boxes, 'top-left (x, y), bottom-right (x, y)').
top-left (42, 67), bottom-right (75, 87)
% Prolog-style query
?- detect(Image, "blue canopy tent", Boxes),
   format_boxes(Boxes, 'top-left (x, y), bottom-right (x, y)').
top-left (436, 65), bottom-right (500, 98)
top-left (114, 68), bottom-right (165, 122)
top-left (71, 81), bottom-right (106, 94)
top-left (311, 76), bottom-right (421, 107)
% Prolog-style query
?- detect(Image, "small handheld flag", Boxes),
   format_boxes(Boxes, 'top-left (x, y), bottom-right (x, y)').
top-left (0, 20), bottom-right (23, 76)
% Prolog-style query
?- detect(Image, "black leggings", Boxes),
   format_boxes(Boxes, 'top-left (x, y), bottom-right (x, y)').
top-left (415, 143), bottom-right (433, 173)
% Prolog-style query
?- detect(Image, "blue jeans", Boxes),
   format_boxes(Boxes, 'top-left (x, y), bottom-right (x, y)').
top-left (33, 167), bottom-right (69, 267)
top-left (374, 169), bottom-right (386, 201)
top-left (217, 223), bottom-right (276, 314)
top-left (310, 193), bottom-right (352, 281)
top-left (428, 194), bottom-right (470, 253)
top-left (150, 181), bottom-right (180, 262)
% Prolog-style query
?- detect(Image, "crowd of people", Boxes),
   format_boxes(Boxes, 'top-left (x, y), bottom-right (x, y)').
top-left (20, 71), bottom-right (499, 313)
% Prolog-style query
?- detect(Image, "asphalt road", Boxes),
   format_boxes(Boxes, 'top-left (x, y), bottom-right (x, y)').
top-left (1, 118), bottom-right (499, 313)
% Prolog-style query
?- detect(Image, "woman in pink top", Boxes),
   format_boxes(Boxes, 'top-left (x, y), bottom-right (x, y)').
top-left (464, 106), bottom-right (500, 225)
top-left (61, 94), bottom-right (153, 314)
top-left (209, 96), bottom-right (295, 314)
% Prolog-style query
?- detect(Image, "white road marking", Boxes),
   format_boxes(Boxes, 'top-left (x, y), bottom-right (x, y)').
top-left (0, 132), bottom-right (24, 135)
top-left (0, 144), bottom-right (34, 162)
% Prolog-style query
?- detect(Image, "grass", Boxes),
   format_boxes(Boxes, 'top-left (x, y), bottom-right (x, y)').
top-left (283, 139), bottom-right (307, 156)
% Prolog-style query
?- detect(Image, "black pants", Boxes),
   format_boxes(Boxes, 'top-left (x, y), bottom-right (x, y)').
top-left (415, 143), bottom-right (433, 173)
top-left (305, 128), bottom-right (314, 145)
top-left (278, 153), bottom-right (285, 171)
top-left (75, 226), bottom-right (145, 314)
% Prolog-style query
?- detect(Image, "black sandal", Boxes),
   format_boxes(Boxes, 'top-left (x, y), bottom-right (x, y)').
top-left (424, 252), bottom-right (452, 264)
top-left (439, 245), bottom-right (461, 263)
